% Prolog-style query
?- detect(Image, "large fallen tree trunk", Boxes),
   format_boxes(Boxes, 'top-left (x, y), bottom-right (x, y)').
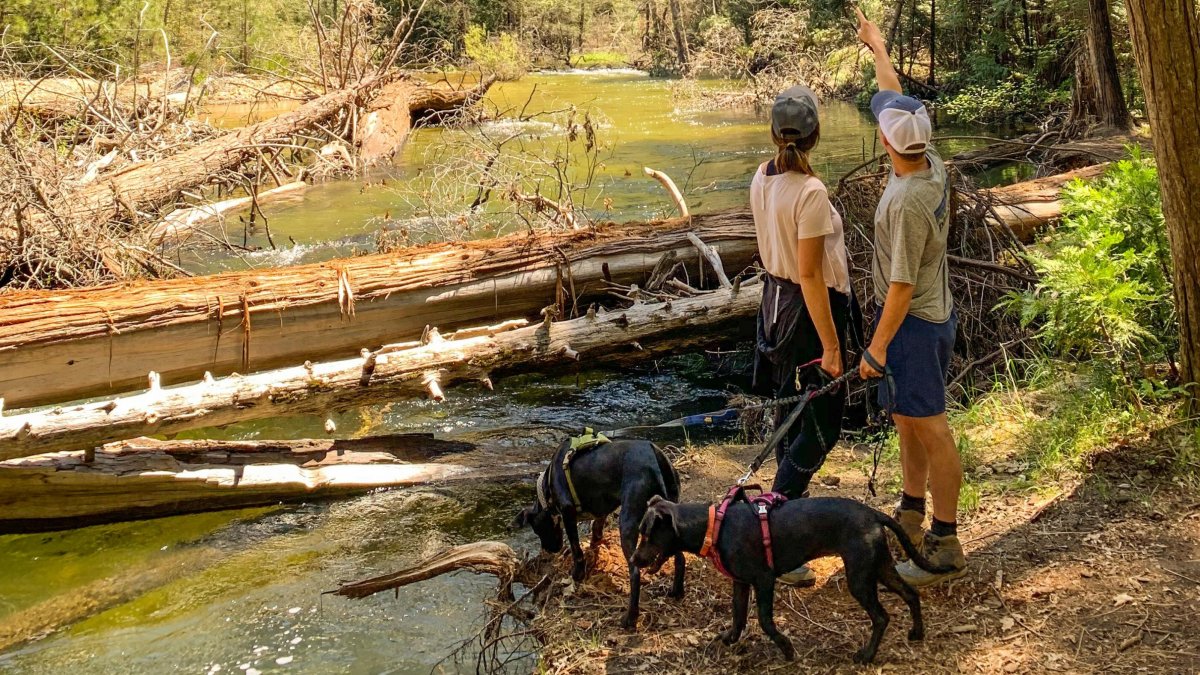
top-left (0, 73), bottom-right (493, 243)
top-left (0, 281), bottom-right (762, 459)
top-left (0, 215), bottom-right (757, 409)
top-left (0, 434), bottom-right (557, 533)
top-left (982, 163), bottom-right (1110, 241)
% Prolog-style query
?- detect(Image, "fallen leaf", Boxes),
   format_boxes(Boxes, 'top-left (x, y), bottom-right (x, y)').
top-left (951, 624), bottom-right (978, 634)
top-left (1004, 662), bottom-right (1020, 673)
top-left (1080, 569), bottom-right (1095, 579)
top-left (1000, 617), bottom-right (1015, 631)
top-left (1113, 593), bottom-right (1134, 607)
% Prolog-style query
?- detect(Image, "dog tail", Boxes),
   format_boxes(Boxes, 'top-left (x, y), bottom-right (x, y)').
top-left (878, 513), bottom-right (958, 574)
top-left (651, 443), bottom-right (681, 501)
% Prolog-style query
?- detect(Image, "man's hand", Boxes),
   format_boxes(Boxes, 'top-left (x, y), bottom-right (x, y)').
top-left (859, 343), bottom-right (886, 379)
top-left (854, 7), bottom-right (885, 51)
top-left (821, 347), bottom-right (843, 378)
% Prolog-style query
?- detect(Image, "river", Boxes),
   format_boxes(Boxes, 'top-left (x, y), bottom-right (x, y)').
top-left (1, 70), bottom-right (993, 674)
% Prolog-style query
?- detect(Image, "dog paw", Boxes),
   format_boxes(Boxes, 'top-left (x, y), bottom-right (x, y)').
top-left (571, 562), bottom-right (587, 582)
top-left (666, 586), bottom-right (685, 600)
top-left (908, 627), bottom-right (924, 641)
top-left (853, 647), bottom-right (876, 665)
top-left (620, 615), bottom-right (638, 631)
top-left (776, 642), bottom-right (796, 661)
top-left (717, 629), bottom-right (739, 645)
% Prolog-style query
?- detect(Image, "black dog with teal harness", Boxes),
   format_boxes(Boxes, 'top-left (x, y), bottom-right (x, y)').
top-left (511, 430), bottom-right (684, 629)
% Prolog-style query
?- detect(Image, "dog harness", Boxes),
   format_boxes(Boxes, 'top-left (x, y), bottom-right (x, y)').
top-left (559, 427), bottom-right (610, 506)
top-left (698, 484), bottom-right (789, 579)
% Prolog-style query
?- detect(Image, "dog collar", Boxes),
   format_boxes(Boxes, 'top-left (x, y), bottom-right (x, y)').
top-left (535, 468), bottom-right (551, 509)
top-left (699, 504), bottom-right (717, 558)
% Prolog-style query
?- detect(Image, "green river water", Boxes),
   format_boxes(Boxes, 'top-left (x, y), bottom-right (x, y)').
top-left (0, 71), bottom-right (1006, 674)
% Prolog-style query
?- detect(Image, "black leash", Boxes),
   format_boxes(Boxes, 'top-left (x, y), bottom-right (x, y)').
top-left (862, 349), bottom-right (895, 497)
top-left (736, 368), bottom-right (859, 486)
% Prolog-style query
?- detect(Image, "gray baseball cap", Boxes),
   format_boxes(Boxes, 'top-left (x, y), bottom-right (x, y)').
top-left (771, 85), bottom-right (820, 139)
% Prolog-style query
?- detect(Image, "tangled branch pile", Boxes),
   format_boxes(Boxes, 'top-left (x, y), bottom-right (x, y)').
top-left (833, 160), bottom-right (1036, 396)
top-left (0, 0), bottom-right (437, 292)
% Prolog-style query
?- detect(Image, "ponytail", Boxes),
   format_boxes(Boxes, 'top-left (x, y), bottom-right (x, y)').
top-left (772, 127), bottom-right (820, 176)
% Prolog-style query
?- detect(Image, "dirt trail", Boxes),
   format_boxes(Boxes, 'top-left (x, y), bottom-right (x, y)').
top-left (534, 443), bottom-right (1200, 674)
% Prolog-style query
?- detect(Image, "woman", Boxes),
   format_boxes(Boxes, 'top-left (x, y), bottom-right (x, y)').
top-left (749, 85), bottom-right (863, 585)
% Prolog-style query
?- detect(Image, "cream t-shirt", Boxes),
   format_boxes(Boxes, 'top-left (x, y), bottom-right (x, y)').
top-left (750, 164), bottom-right (850, 294)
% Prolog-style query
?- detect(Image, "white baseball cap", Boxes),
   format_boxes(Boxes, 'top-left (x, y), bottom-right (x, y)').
top-left (870, 91), bottom-right (932, 153)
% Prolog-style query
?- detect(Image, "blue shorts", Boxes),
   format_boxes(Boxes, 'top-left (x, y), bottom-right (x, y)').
top-left (874, 308), bottom-right (957, 418)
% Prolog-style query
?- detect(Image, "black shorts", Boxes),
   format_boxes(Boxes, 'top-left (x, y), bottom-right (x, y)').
top-left (874, 307), bottom-right (957, 418)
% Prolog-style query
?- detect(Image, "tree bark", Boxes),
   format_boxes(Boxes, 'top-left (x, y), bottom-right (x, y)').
top-left (929, 0), bottom-right (938, 85)
top-left (1069, 0), bottom-right (1132, 133)
top-left (668, 0), bottom-right (690, 75)
top-left (1123, 0), bottom-right (1200, 390)
top-left (0, 213), bottom-right (757, 409)
top-left (0, 281), bottom-right (763, 459)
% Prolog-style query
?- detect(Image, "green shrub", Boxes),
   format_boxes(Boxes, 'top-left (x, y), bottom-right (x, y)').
top-left (941, 77), bottom-right (1065, 125)
top-left (1003, 149), bottom-right (1175, 388)
top-left (463, 24), bottom-right (530, 81)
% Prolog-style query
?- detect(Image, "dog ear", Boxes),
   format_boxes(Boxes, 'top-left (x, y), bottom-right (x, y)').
top-left (665, 502), bottom-right (682, 538)
top-left (510, 507), bottom-right (532, 531)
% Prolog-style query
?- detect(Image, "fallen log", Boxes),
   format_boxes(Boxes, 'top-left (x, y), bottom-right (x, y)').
top-left (0, 434), bottom-right (559, 533)
top-left (149, 180), bottom-right (307, 243)
top-left (0, 282), bottom-right (762, 459)
top-left (981, 163), bottom-right (1109, 241)
top-left (0, 214), bottom-right (757, 409)
top-left (358, 76), bottom-right (495, 165)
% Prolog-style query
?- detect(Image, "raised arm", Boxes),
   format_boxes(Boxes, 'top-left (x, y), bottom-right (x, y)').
top-left (855, 7), bottom-right (902, 94)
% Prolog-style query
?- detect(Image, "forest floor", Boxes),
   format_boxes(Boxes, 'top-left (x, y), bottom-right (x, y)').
top-left (532, 435), bottom-right (1200, 673)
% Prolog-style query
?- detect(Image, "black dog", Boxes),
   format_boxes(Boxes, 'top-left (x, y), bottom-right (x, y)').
top-left (512, 438), bottom-right (684, 629)
top-left (631, 495), bottom-right (955, 664)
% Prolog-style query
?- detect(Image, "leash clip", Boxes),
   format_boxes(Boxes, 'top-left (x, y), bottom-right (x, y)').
top-left (736, 469), bottom-right (754, 486)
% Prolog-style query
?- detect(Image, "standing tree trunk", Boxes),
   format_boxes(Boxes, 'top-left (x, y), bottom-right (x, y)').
top-left (1070, 0), bottom-right (1132, 133)
top-left (668, 0), bottom-right (690, 75)
top-left (929, 0), bottom-right (937, 85)
top-left (241, 0), bottom-right (251, 66)
top-left (1124, 0), bottom-right (1200, 390)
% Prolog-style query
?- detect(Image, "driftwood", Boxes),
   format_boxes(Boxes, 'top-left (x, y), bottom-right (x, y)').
top-left (0, 281), bottom-right (762, 459)
top-left (643, 166), bottom-right (690, 219)
top-left (982, 163), bottom-right (1110, 241)
top-left (0, 434), bottom-right (550, 533)
top-left (0, 215), bottom-right (757, 409)
top-left (329, 541), bottom-right (521, 599)
top-left (149, 180), bottom-right (307, 243)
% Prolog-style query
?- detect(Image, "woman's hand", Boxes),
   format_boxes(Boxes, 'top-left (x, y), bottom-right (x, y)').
top-left (821, 346), bottom-right (843, 378)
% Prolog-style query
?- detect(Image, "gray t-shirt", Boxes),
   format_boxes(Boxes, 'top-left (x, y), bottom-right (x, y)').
top-left (871, 148), bottom-right (953, 323)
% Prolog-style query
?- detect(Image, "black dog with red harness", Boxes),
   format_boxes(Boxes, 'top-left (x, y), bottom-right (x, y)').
top-left (631, 490), bottom-right (955, 664)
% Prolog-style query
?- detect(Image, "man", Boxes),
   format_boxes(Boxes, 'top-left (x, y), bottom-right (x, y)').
top-left (854, 7), bottom-right (966, 587)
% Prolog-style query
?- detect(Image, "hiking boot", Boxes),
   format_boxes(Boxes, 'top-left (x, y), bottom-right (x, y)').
top-left (896, 532), bottom-right (967, 587)
top-left (890, 508), bottom-right (926, 561)
top-left (777, 564), bottom-right (817, 587)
